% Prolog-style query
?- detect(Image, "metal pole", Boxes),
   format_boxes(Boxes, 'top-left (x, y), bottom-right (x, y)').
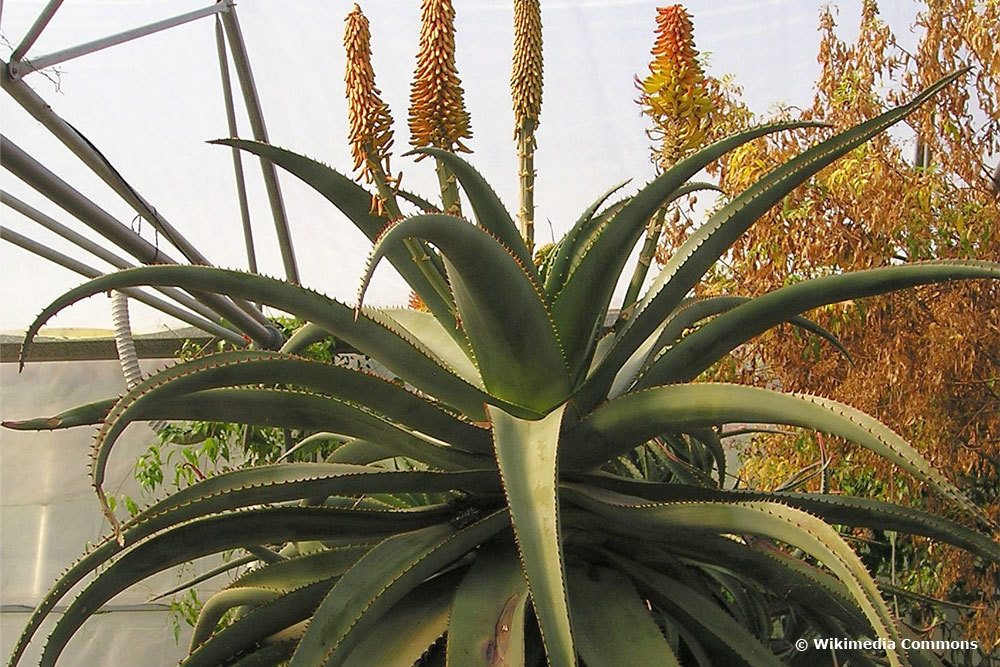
top-left (220, 8), bottom-right (299, 284)
top-left (1, 226), bottom-right (244, 344)
top-left (1, 191), bottom-right (238, 329)
top-left (7, 2), bottom-right (229, 79)
top-left (9, 0), bottom-right (64, 63)
top-left (0, 135), bottom-right (277, 347)
top-left (0, 63), bottom-right (271, 328)
top-left (214, 17), bottom-right (258, 276)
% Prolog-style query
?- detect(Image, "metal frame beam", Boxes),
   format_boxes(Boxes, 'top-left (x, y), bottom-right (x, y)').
top-left (220, 8), bottom-right (299, 284)
top-left (7, 2), bottom-right (230, 79)
top-left (1, 135), bottom-right (279, 348)
top-left (1, 226), bottom-right (243, 344)
top-left (1, 191), bottom-right (237, 330)
top-left (0, 63), bottom-right (273, 330)
top-left (9, 0), bottom-right (64, 63)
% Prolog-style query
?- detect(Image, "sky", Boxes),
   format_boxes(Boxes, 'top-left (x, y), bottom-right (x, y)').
top-left (0, 0), bottom-right (924, 334)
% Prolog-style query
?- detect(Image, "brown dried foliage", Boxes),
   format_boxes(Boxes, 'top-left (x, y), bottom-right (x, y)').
top-left (680, 0), bottom-right (999, 647)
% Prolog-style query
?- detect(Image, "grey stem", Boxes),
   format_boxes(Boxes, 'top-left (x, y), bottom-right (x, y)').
top-left (1, 190), bottom-right (240, 331)
top-left (0, 226), bottom-right (244, 344)
top-left (0, 135), bottom-right (275, 347)
top-left (0, 63), bottom-right (271, 329)
top-left (220, 8), bottom-right (299, 284)
top-left (214, 16), bottom-right (259, 278)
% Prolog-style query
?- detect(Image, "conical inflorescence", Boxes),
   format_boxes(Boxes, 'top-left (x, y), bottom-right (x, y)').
top-left (638, 4), bottom-right (712, 167)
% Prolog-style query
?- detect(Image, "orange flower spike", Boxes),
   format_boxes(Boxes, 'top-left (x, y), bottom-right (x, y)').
top-left (512, 0), bottom-right (543, 133)
top-left (638, 5), bottom-right (712, 167)
top-left (344, 4), bottom-right (395, 184)
top-left (409, 0), bottom-right (473, 153)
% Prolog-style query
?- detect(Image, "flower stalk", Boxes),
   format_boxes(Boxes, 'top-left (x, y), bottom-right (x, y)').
top-left (512, 0), bottom-right (543, 250)
top-left (345, 3), bottom-right (452, 314)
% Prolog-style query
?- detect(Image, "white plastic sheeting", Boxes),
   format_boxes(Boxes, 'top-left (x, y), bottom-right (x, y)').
top-left (0, 358), bottom-right (224, 664)
top-left (0, 0), bottom-right (920, 333)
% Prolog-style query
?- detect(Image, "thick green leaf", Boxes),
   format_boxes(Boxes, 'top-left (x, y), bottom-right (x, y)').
top-left (447, 542), bottom-right (529, 667)
top-left (361, 215), bottom-right (570, 413)
top-left (608, 532), bottom-right (870, 637)
top-left (413, 148), bottom-right (536, 275)
top-left (578, 474), bottom-right (1000, 562)
top-left (325, 439), bottom-right (397, 464)
top-left (570, 383), bottom-right (990, 527)
top-left (568, 566), bottom-right (680, 667)
top-left (342, 570), bottom-right (459, 667)
top-left (545, 180), bottom-right (631, 296)
top-left (18, 265), bottom-right (494, 420)
top-left (39, 506), bottom-right (451, 666)
top-left (382, 308), bottom-right (483, 388)
top-left (551, 120), bottom-right (824, 378)
top-left (620, 295), bottom-right (850, 389)
top-left (489, 404), bottom-right (575, 667)
top-left (182, 581), bottom-right (331, 667)
top-left (89, 351), bottom-right (492, 516)
top-left (582, 72), bottom-right (964, 410)
top-left (8, 466), bottom-right (490, 667)
top-left (610, 556), bottom-right (784, 667)
top-left (289, 510), bottom-right (509, 666)
top-left (1, 398), bottom-right (114, 431)
top-left (227, 544), bottom-right (373, 593)
top-left (567, 487), bottom-right (906, 667)
top-left (397, 187), bottom-right (441, 214)
top-left (213, 139), bottom-right (455, 326)
top-left (149, 554), bottom-right (258, 602)
top-left (640, 260), bottom-right (1000, 385)
top-left (143, 388), bottom-right (483, 469)
top-left (191, 587), bottom-right (281, 649)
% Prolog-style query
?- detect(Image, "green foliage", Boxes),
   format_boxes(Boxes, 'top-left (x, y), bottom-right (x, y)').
top-left (5, 74), bottom-right (999, 667)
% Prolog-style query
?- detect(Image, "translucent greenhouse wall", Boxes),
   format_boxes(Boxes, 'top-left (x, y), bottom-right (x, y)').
top-left (0, 358), bottom-right (216, 664)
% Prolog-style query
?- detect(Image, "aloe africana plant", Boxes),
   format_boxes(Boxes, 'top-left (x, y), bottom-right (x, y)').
top-left (4, 67), bottom-right (1000, 666)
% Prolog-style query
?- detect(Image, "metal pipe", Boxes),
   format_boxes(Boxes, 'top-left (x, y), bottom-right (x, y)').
top-left (1, 190), bottom-right (237, 328)
top-left (0, 62), bottom-right (272, 329)
top-left (9, 0), bottom-right (64, 63)
top-left (7, 2), bottom-right (230, 79)
top-left (0, 135), bottom-right (276, 347)
top-left (220, 8), bottom-right (299, 284)
top-left (0, 226), bottom-right (244, 344)
top-left (214, 16), bottom-right (258, 276)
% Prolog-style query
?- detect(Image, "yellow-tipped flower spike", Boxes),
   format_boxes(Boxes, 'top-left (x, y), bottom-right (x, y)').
top-left (344, 4), bottom-right (395, 183)
top-left (409, 0), bottom-right (473, 153)
top-left (638, 5), bottom-right (713, 168)
top-left (512, 0), bottom-right (543, 134)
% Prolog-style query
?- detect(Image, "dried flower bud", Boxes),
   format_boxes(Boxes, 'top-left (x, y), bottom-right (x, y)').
top-left (512, 0), bottom-right (543, 134)
top-left (638, 5), bottom-right (713, 167)
top-left (408, 290), bottom-right (429, 312)
top-left (409, 0), bottom-right (473, 153)
top-left (344, 4), bottom-right (395, 183)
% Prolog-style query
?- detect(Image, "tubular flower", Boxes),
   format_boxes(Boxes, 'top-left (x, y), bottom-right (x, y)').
top-left (344, 4), bottom-right (395, 184)
top-left (407, 290), bottom-right (429, 312)
top-left (638, 5), bottom-right (713, 167)
top-left (409, 0), bottom-right (473, 153)
top-left (511, 0), bottom-right (543, 137)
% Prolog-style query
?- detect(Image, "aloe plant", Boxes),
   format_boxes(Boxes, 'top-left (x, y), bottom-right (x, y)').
top-left (4, 68), bottom-right (999, 667)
